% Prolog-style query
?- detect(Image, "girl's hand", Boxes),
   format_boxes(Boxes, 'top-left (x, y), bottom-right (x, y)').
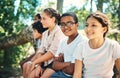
top-left (35, 65), bottom-right (43, 77)
top-left (30, 62), bottom-right (36, 72)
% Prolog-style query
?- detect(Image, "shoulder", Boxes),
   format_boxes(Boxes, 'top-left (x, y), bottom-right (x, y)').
top-left (78, 34), bottom-right (88, 41)
top-left (54, 25), bottom-right (66, 37)
top-left (76, 39), bottom-right (88, 49)
top-left (106, 38), bottom-right (119, 46)
top-left (77, 34), bottom-right (88, 45)
top-left (54, 25), bottom-right (61, 31)
top-left (59, 37), bottom-right (68, 44)
top-left (42, 29), bottom-right (48, 36)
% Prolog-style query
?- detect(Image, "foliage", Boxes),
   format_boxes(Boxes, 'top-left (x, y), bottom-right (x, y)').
top-left (67, 6), bottom-right (90, 30)
top-left (0, 0), bottom-right (120, 77)
top-left (0, 0), bottom-right (38, 76)
top-left (105, 0), bottom-right (119, 29)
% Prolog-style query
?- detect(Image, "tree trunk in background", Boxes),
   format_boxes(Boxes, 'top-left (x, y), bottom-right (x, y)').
top-left (96, 0), bottom-right (103, 12)
top-left (0, 26), bottom-right (34, 50)
top-left (57, 0), bottom-right (63, 13)
top-left (3, 49), bottom-right (11, 69)
top-left (90, 0), bottom-right (93, 12)
top-left (118, 0), bottom-right (120, 30)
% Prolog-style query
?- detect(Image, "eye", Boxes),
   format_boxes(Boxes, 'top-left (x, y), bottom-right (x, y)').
top-left (67, 21), bottom-right (75, 26)
top-left (41, 17), bottom-right (46, 20)
top-left (67, 21), bottom-right (75, 24)
top-left (60, 23), bottom-right (66, 26)
top-left (85, 24), bottom-right (88, 27)
top-left (67, 22), bottom-right (72, 26)
top-left (92, 24), bottom-right (97, 27)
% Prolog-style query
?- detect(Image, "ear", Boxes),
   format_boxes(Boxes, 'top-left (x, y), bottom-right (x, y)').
top-left (76, 22), bottom-right (79, 28)
top-left (51, 17), bottom-right (56, 22)
top-left (103, 27), bottom-right (107, 33)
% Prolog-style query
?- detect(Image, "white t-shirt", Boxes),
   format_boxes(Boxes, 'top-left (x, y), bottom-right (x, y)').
top-left (74, 38), bottom-right (120, 78)
top-left (55, 34), bottom-right (87, 63)
top-left (37, 25), bottom-right (66, 65)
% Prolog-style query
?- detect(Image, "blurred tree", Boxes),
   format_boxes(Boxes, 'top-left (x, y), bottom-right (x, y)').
top-left (0, 26), bottom-right (34, 50)
top-left (117, 0), bottom-right (120, 29)
top-left (95, 0), bottom-right (109, 12)
top-left (0, 0), bottom-right (38, 77)
top-left (57, 0), bottom-right (63, 13)
top-left (90, 0), bottom-right (93, 12)
top-left (0, 0), bottom-right (38, 50)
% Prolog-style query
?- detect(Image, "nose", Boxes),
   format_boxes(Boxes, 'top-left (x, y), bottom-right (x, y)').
top-left (41, 18), bottom-right (44, 23)
top-left (85, 26), bottom-right (91, 31)
top-left (64, 26), bottom-right (69, 29)
top-left (40, 19), bottom-right (43, 23)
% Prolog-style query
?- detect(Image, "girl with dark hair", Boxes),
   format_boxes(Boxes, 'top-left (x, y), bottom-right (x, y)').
top-left (22, 20), bottom-right (47, 78)
top-left (26, 8), bottom-right (65, 78)
top-left (73, 11), bottom-right (120, 78)
top-left (32, 21), bottom-right (47, 40)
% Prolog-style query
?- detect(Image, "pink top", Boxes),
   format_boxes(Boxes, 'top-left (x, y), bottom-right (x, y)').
top-left (37, 25), bottom-right (66, 65)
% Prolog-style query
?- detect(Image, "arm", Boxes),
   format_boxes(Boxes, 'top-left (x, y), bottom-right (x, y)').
top-left (73, 59), bottom-right (82, 78)
top-left (34, 51), bottom-right (54, 64)
top-left (115, 58), bottom-right (120, 78)
top-left (62, 63), bottom-right (75, 75)
top-left (30, 52), bottom-right (43, 62)
top-left (52, 53), bottom-right (68, 71)
top-left (30, 51), bottom-right (54, 71)
top-left (52, 61), bottom-right (70, 71)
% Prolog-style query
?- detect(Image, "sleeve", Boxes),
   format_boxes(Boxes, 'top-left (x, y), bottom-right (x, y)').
top-left (48, 30), bottom-right (65, 55)
top-left (55, 40), bottom-right (63, 57)
top-left (73, 43), bottom-right (84, 61)
top-left (113, 41), bottom-right (120, 60)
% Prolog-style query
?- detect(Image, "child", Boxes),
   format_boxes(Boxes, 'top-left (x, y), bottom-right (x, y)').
top-left (73, 11), bottom-right (120, 78)
top-left (26, 8), bottom-right (66, 78)
top-left (50, 12), bottom-right (87, 78)
top-left (22, 20), bottom-right (47, 78)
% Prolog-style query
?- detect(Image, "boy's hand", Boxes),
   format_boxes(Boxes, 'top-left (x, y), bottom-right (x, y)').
top-left (62, 63), bottom-right (74, 75)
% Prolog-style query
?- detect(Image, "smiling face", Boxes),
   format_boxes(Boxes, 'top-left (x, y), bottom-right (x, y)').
top-left (85, 16), bottom-right (107, 40)
top-left (60, 16), bottom-right (78, 37)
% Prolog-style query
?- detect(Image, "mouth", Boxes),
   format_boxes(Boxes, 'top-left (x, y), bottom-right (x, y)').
top-left (86, 32), bottom-right (94, 36)
top-left (64, 29), bottom-right (70, 33)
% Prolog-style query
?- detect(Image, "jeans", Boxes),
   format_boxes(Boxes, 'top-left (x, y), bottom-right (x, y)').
top-left (50, 71), bottom-right (72, 78)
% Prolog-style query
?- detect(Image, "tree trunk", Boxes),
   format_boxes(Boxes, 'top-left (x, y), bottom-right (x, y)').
top-left (96, 0), bottom-right (103, 12)
top-left (90, 0), bottom-right (93, 12)
top-left (57, 0), bottom-right (63, 13)
top-left (0, 26), bottom-right (34, 50)
top-left (118, 0), bottom-right (120, 30)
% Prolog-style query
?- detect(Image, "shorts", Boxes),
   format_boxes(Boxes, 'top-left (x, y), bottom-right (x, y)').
top-left (42, 62), bottom-right (53, 69)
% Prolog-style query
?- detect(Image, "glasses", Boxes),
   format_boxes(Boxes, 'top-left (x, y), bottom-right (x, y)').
top-left (60, 21), bottom-right (76, 28)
